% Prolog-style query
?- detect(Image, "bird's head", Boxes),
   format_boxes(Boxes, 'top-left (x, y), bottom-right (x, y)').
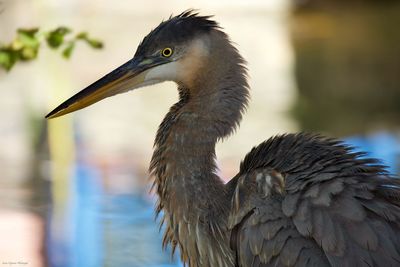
top-left (46, 10), bottom-right (231, 119)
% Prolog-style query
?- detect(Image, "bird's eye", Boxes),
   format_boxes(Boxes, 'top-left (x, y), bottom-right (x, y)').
top-left (161, 47), bottom-right (173, 58)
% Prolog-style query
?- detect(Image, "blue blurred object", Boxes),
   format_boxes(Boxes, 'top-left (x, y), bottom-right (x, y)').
top-left (47, 159), bottom-right (182, 267)
top-left (345, 131), bottom-right (400, 176)
top-left (71, 162), bottom-right (103, 267)
top-left (100, 194), bottom-right (182, 267)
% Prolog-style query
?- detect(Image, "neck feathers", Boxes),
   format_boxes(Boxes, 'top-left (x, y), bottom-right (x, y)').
top-left (149, 29), bottom-right (247, 265)
top-left (189, 30), bottom-right (249, 139)
top-left (150, 29), bottom-right (249, 211)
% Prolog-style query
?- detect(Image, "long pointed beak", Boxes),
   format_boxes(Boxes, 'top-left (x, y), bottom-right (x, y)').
top-left (46, 57), bottom-right (165, 119)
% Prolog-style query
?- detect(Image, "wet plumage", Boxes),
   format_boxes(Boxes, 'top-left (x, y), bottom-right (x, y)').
top-left (230, 133), bottom-right (400, 266)
top-left (47, 10), bottom-right (400, 267)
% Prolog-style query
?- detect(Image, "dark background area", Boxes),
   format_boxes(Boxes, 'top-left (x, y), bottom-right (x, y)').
top-left (291, 0), bottom-right (400, 136)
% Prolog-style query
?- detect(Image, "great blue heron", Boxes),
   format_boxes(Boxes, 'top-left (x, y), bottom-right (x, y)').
top-left (47, 10), bottom-right (400, 267)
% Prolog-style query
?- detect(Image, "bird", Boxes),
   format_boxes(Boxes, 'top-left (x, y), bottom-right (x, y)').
top-left (46, 10), bottom-right (400, 267)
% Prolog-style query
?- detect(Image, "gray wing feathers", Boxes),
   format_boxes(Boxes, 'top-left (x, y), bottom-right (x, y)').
top-left (230, 134), bottom-right (400, 267)
top-left (230, 171), bottom-right (400, 266)
top-left (289, 176), bottom-right (400, 266)
top-left (230, 171), bottom-right (331, 266)
top-left (231, 195), bottom-right (331, 266)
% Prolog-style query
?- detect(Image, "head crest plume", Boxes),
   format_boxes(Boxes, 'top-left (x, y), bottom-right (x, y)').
top-left (135, 9), bottom-right (221, 57)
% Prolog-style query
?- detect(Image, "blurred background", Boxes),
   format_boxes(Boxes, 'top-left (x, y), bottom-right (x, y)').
top-left (0, 0), bottom-right (399, 266)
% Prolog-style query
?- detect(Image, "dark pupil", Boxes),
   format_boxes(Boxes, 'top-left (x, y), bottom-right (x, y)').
top-left (164, 49), bottom-right (171, 56)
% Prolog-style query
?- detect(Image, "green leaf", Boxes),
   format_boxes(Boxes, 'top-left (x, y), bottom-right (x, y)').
top-left (76, 32), bottom-right (88, 39)
top-left (18, 28), bottom-right (39, 37)
top-left (11, 39), bottom-right (24, 50)
top-left (20, 47), bottom-right (38, 60)
top-left (0, 50), bottom-right (11, 70)
top-left (0, 48), bottom-right (19, 71)
top-left (54, 26), bottom-right (71, 35)
top-left (86, 38), bottom-right (103, 49)
top-left (1, 26), bottom-right (103, 72)
top-left (17, 28), bottom-right (40, 48)
top-left (46, 26), bottom-right (71, 48)
top-left (76, 31), bottom-right (103, 49)
top-left (62, 42), bottom-right (75, 59)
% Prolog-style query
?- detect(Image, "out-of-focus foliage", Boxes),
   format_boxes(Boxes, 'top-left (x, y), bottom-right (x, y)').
top-left (0, 27), bottom-right (103, 71)
top-left (290, 2), bottom-right (400, 136)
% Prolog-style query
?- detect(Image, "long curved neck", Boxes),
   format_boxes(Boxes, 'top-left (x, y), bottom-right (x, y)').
top-left (150, 31), bottom-right (249, 219)
top-left (149, 34), bottom-right (248, 266)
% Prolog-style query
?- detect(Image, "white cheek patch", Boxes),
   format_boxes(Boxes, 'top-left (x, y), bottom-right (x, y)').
top-left (144, 61), bottom-right (178, 83)
top-left (176, 38), bottom-right (210, 86)
top-left (143, 37), bottom-right (209, 86)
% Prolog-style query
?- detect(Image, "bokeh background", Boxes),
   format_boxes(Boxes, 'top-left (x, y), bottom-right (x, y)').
top-left (0, 0), bottom-right (399, 266)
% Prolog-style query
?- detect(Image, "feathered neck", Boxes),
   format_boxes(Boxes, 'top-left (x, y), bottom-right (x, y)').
top-left (148, 29), bottom-right (248, 266)
top-left (150, 30), bottom-right (249, 209)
